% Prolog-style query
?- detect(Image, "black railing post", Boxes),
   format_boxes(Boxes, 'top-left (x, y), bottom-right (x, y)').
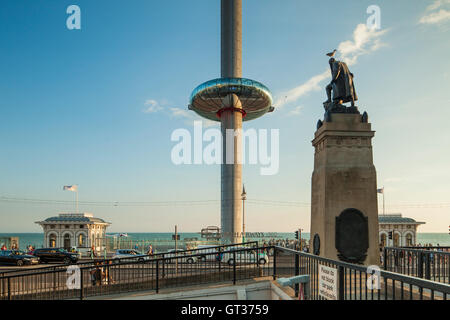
top-left (425, 253), bottom-right (431, 280)
top-left (156, 260), bottom-right (159, 293)
top-left (273, 247), bottom-right (277, 280)
top-left (7, 278), bottom-right (11, 301)
top-left (394, 250), bottom-right (398, 272)
top-left (338, 266), bottom-right (345, 300)
top-left (256, 247), bottom-right (260, 268)
top-left (233, 252), bottom-right (236, 285)
top-left (53, 267), bottom-right (57, 291)
top-left (294, 253), bottom-right (299, 297)
top-left (255, 247), bottom-right (260, 277)
top-left (80, 268), bottom-right (84, 300)
top-left (383, 249), bottom-right (387, 270)
top-left (418, 252), bottom-right (424, 278)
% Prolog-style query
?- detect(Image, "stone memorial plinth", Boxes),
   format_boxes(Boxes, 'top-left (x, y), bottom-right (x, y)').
top-left (310, 108), bottom-right (379, 266)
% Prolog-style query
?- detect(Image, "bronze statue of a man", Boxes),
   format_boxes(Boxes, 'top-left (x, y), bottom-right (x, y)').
top-left (325, 58), bottom-right (358, 107)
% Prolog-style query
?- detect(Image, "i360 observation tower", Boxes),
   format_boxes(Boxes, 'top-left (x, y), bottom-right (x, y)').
top-left (189, 0), bottom-right (274, 243)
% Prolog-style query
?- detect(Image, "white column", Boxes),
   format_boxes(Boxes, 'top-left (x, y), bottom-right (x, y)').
top-left (220, 0), bottom-right (243, 244)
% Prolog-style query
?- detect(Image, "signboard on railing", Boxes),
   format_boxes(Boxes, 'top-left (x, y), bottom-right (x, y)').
top-left (318, 265), bottom-right (338, 300)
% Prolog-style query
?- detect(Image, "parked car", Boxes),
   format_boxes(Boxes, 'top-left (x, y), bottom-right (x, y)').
top-left (112, 249), bottom-right (150, 263)
top-left (70, 246), bottom-right (90, 258)
top-left (222, 248), bottom-right (269, 266)
top-left (196, 245), bottom-right (222, 262)
top-left (33, 248), bottom-right (79, 264)
top-left (0, 250), bottom-right (40, 266)
top-left (164, 249), bottom-right (197, 264)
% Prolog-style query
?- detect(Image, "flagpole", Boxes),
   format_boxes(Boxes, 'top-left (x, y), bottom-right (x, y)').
top-left (76, 188), bottom-right (79, 213)
top-left (383, 186), bottom-right (385, 216)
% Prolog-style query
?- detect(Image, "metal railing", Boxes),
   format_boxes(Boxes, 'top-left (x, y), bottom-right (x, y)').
top-left (0, 241), bottom-right (258, 278)
top-left (2, 245), bottom-right (449, 300)
top-left (384, 247), bottom-right (450, 284)
top-left (104, 237), bottom-right (223, 253)
top-left (273, 246), bottom-right (450, 300)
top-left (403, 246), bottom-right (450, 251)
top-left (0, 244), bottom-right (270, 300)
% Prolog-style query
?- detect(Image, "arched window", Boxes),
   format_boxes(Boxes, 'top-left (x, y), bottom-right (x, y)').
top-left (49, 234), bottom-right (57, 248)
top-left (393, 233), bottom-right (400, 247)
top-left (64, 234), bottom-right (71, 250)
top-left (78, 233), bottom-right (86, 247)
top-left (406, 233), bottom-right (413, 246)
top-left (96, 233), bottom-right (100, 248)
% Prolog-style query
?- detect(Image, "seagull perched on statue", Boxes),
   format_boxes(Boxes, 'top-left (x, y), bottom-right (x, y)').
top-left (326, 49), bottom-right (337, 57)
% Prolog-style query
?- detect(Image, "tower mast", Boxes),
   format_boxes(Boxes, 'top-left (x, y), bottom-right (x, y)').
top-left (220, 0), bottom-right (243, 243)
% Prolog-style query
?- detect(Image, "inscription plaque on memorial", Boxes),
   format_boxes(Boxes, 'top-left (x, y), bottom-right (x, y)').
top-left (313, 233), bottom-right (320, 256)
top-left (335, 208), bottom-right (368, 264)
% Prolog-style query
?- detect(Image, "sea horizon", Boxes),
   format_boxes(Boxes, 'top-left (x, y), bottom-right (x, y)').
top-left (1, 232), bottom-right (449, 250)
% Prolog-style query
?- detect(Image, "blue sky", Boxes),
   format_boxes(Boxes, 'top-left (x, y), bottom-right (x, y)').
top-left (0, 0), bottom-right (449, 232)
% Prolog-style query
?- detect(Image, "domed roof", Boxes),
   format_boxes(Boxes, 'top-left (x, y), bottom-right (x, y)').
top-left (44, 216), bottom-right (106, 223)
top-left (40, 213), bottom-right (109, 224)
top-left (378, 214), bottom-right (424, 224)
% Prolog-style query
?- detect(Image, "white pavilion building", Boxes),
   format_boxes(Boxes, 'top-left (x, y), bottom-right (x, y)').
top-left (35, 212), bottom-right (111, 252)
top-left (378, 213), bottom-right (425, 247)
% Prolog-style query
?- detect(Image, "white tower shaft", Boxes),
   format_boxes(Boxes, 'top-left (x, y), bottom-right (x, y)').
top-left (220, 0), bottom-right (243, 243)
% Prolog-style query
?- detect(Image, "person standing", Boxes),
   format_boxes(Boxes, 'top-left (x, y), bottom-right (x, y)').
top-left (147, 244), bottom-right (153, 256)
top-left (90, 245), bottom-right (96, 259)
top-left (90, 261), bottom-right (103, 286)
top-left (105, 260), bottom-right (114, 284)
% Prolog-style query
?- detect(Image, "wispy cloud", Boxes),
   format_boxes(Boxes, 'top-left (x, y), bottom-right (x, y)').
top-left (426, 0), bottom-right (450, 12)
top-left (169, 107), bottom-right (192, 119)
top-left (288, 105), bottom-right (304, 116)
top-left (419, 0), bottom-right (450, 24)
top-left (275, 24), bottom-right (388, 109)
top-left (143, 99), bottom-right (163, 113)
top-left (275, 71), bottom-right (329, 108)
top-left (420, 9), bottom-right (450, 24)
top-left (142, 99), bottom-right (219, 127)
top-left (338, 24), bottom-right (388, 66)
top-left (142, 99), bottom-right (191, 119)
top-left (168, 107), bottom-right (218, 127)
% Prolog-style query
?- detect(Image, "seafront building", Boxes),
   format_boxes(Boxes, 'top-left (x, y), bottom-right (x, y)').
top-left (35, 212), bottom-right (111, 252)
top-left (378, 213), bottom-right (425, 247)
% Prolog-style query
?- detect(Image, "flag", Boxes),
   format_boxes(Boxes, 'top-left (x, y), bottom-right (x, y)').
top-left (63, 185), bottom-right (78, 192)
top-left (377, 188), bottom-right (384, 194)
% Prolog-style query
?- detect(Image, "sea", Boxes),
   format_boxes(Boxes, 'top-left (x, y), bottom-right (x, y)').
top-left (0, 232), bottom-right (449, 251)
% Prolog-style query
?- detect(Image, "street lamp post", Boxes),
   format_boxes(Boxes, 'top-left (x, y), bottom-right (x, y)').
top-left (299, 228), bottom-right (303, 251)
top-left (241, 185), bottom-right (247, 243)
